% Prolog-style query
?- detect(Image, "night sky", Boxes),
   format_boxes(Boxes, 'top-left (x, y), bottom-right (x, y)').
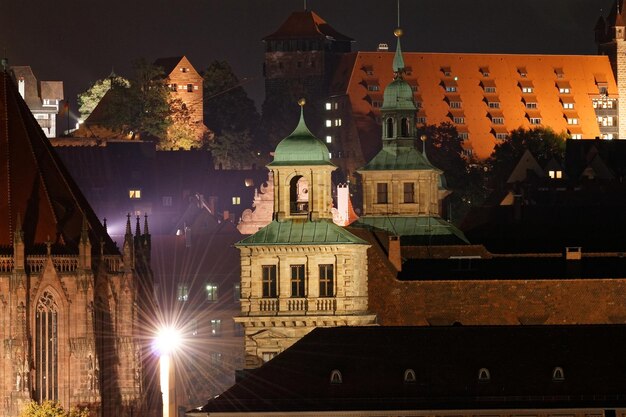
top-left (0, 0), bottom-right (615, 122)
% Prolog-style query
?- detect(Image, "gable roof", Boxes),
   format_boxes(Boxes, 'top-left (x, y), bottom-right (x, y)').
top-left (263, 10), bottom-right (352, 41)
top-left (197, 325), bottom-right (626, 413)
top-left (0, 70), bottom-right (116, 253)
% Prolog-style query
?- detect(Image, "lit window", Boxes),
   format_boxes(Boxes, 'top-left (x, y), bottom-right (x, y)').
top-left (453, 117), bottom-right (465, 124)
top-left (478, 368), bottom-right (491, 382)
top-left (552, 367), bottom-right (564, 381)
top-left (325, 102), bottom-right (332, 110)
top-left (445, 86), bottom-right (457, 93)
top-left (334, 118), bottom-right (342, 126)
top-left (162, 196), bottom-right (172, 207)
top-left (559, 87), bottom-right (571, 94)
top-left (522, 87), bottom-right (534, 93)
top-left (567, 118), bottom-right (578, 125)
top-left (495, 133), bottom-right (507, 140)
top-left (319, 264), bottom-right (334, 297)
top-left (262, 265), bottom-right (277, 298)
top-left (206, 283), bottom-right (218, 302)
top-left (459, 132), bottom-right (469, 140)
top-left (326, 135), bottom-right (332, 143)
top-left (403, 183), bottom-right (415, 203)
top-left (210, 352), bottom-right (222, 364)
top-left (180, 67), bottom-right (188, 73)
top-left (177, 284), bottom-right (189, 302)
top-left (376, 183), bottom-right (388, 204)
top-left (326, 120), bottom-right (332, 127)
top-left (291, 265), bottom-right (305, 297)
top-left (232, 196), bottom-right (241, 205)
top-left (210, 319), bottom-right (221, 337)
top-left (571, 134), bottom-right (582, 139)
top-left (262, 352), bottom-right (277, 363)
top-left (416, 117), bottom-right (426, 124)
top-left (562, 102), bottom-right (574, 109)
top-left (492, 117), bottom-right (504, 125)
top-left (129, 189), bottom-right (141, 199)
top-left (548, 170), bottom-right (563, 179)
top-left (450, 101), bottom-right (462, 109)
top-left (334, 102), bottom-right (338, 110)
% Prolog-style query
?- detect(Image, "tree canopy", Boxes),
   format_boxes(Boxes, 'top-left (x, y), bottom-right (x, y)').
top-left (203, 60), bottom-right (260, 136)
top-left (486, 127), bottom-right (568, 190)
top-left (19, 400), bottom-right (89, 417)
top-left (77, 74), bottom-right (129, 120)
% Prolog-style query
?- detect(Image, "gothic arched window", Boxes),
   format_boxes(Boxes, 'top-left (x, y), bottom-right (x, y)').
top-left (35, 290), bottom-right (58, 402)
top-left (400, 117), bottom-right (409, 137)
top-left (289, 175), bottom-right (308, 215)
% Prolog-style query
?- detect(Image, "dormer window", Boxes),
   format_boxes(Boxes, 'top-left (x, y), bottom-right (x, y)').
top-left (404, 369), bottom-right (416, 383)
top-left (441, 66), bottom-right (452, 77)
top-left (478, 368), bottom-right (491, 382)
top-left (552, 367), bottom-right (564, 381)
top-left (330, 369), bottom-right (343, 384)
top-left (480, 67), bottom-right (490, 77)
top-left (518, 67), bottom-right (528, 77)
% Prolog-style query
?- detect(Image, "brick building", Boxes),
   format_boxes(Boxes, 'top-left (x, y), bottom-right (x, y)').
top-left (0, 68), bottom-right (159, 415)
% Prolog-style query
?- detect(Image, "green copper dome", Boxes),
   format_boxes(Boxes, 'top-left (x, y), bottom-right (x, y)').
top-left (268, 103), bottom-right (334, 167)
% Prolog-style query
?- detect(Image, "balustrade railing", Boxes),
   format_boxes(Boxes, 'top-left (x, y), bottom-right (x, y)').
top-left (259, 299), bottom-right (278, 312)
top-left (316, 298), bottom-right (336, 312)
top-left (287, 298), bottom-right (307, 311)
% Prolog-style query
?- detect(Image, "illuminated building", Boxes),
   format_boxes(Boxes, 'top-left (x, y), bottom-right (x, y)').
top-left (0, 65), bottom-right (158, 416)
top-left (234, 101), bottom-right (375, 368)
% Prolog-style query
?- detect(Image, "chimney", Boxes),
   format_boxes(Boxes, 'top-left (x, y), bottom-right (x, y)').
top-left (388, 236), bottom-right (402, 271)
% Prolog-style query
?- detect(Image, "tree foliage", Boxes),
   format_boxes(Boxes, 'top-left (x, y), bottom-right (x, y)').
top-left (203, 60), bottom-right (260, 136)
top-left (77, 75), bottom-right (129, 120)
top-left (19, 400), bottom-right (89, 417)
top-left (159, 98), bottom-right (208, 150)
top-left (486, 127), bottom-right (568, 190)
top-left (209, 129), bottom-right (260, 169)
top-left (103, 59), bottom-right (172, 140)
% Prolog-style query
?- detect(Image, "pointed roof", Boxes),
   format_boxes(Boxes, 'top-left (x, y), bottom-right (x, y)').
top-left (0, 70), bottom-right (117, 253)
top-left (392, 29), bottom-right (405, 73)
top-left (263, 10), bottom-right (353, 41)
top-left (268, 101), bottom-right (334, 167)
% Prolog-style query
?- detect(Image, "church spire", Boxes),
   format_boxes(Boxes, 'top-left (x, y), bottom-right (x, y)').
top-left (392, 28), bottom-right (405, 77)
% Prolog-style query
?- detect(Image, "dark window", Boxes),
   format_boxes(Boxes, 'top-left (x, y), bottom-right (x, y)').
top-left (187, 84), bottom-right (193, 92)
top-left (262, 265), bottom-right (277, 298)
top-left (403, 183), bottom-right (415, 203)
top-left (206, 283), bottom-right (218, 302)
top-left (319, 264), bottom-right (334, 297)
top-left (386, 117), bottom-right (394, 138)
top-left (400, 117), bottom-right (409, 136)
top-left (291, 265), bottom-right (305, 297)
top-left (170, 83), bottom-right (177, 92)
top-left (35, 293), bottom-right (58, 401)
top-left (377, 183), bottom-right (388, 204)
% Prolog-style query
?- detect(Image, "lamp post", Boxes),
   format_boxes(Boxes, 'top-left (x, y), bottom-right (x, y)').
top-left (154, 326), bottom-right (181, 417)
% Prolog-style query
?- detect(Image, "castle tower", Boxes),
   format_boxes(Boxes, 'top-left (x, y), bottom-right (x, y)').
top-left (261, 9), bottom-right (352, 142)
top-left (598, 0), bottom-right (626, 138)
top-left (235, 101), bottom-right (375, 368)
top-left (355, 29), bottom-right (467, 245)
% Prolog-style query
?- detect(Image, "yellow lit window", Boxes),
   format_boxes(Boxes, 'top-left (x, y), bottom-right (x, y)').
top-left (129, 189), bottom-right (141, 199)
top-left (232, 197), bottom-right (241, 205)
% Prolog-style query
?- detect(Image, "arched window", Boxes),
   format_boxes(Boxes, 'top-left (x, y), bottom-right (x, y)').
top-left (478, 368), bottom-right (491, 382)
top-left (404, 368), bottom-right (416, 383)
top-left (400, 117), bottom-right (409, 136)
top-left (386, 117), bottom-right (394, 138)
top-left (289, 176), bottom-right (308, 215)
top-left (552, 367), bottom-right (564, 381)
top-left (330, 369), bottom-right (343, 384)
top-left (35, 291), bottom-right (59, 401)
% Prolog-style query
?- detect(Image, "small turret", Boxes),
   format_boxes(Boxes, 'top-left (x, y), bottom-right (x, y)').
top-left (123, 214), bottom-right (134, 271)
top-left (13, 213), bottom-right (24, 271)
top-left (79, 215), bottom-right (92, 270)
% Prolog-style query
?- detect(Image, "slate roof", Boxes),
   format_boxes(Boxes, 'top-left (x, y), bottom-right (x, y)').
top-left (0, 70), bottom-right (116, 253)
top-left (197, 325), bottom-right (626, 413)
top-left (263, 10), bottom-right (352, 41)
top-left (358, 145), bottom-right (438, 171)
top-left (236, 219), bottom-right (368, 246)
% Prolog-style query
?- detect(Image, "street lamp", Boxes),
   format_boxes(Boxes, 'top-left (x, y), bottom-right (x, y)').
top-left (154, 326), bottom-right (182, 417)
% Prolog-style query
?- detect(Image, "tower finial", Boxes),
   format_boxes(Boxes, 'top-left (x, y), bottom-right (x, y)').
top-left (125, 213), bottom-right (132, 235)
top-left (420, 134), bottom-right (428, 159)
top-left (143, 213), bottom-right (150, 235)
top-left (397, 0), bottom-right (401, 28)
top-left (135, 215), bottom-right (141, 236)
top-left (392, 28), bottom-right (405, 77)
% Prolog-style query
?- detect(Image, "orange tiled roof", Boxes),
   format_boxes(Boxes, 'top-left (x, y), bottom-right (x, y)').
top-left (0, 70), bottom-right (116, 252)
top-left (339, 52), bottom-right (616, 159)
